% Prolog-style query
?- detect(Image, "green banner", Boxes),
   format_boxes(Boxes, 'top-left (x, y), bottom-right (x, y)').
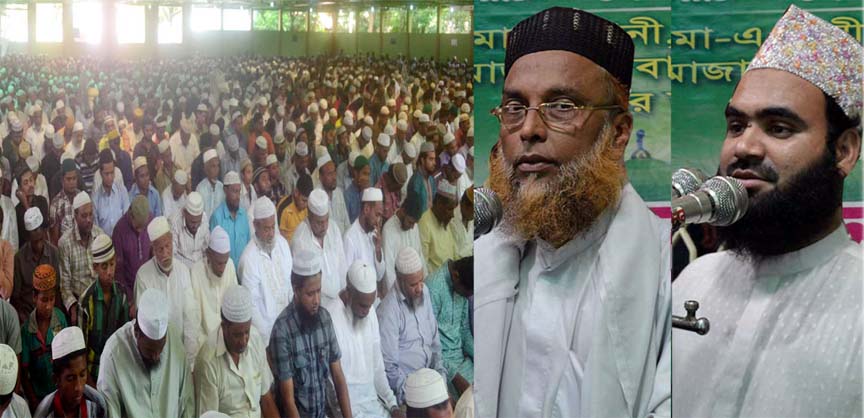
top-left (671, 0), bottom-right (863, 203)
top-left (473, 0), bottom-right (672, 204)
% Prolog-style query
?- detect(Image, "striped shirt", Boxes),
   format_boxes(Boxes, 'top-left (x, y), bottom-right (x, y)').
top-left (268, 302), bottom-right (341, 418)
top-left (80, 280), bottom-right (130, 382)
top-left (58, 225), bottom-right (104, 310)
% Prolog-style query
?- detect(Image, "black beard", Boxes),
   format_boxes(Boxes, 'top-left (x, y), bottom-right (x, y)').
top-left (716, 149), bottom-right (843, 260)
top-left (298, 305), bottom-right (320, 327)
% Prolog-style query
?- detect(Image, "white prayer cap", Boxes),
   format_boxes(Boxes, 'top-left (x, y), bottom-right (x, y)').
top-left (52, 132), bottom-right (64, 149)
top-left (384, 125), bottom-right (396, 136)
top-left (396, 247), bottom-right (424, 275)
top-left (209, 226), bottom-right (230, 254)
top-left (405, 368), bottom-right (448, 408)
top-left (419, 114), bottom-right (430, 123)
top-left (24, 207), bottom-right (43, 231)
top-left (266, 154), bottom-right (278, 166)
top-left (443, 132), bottom-right (455, 145)
top-left (30, 104), bottom-right (41, 114)
top-left (342, 114), bottom-right (354, 126)
top-left (295, 142), bottom-right (309, 157)
top-left (158, 140), bottom-right (170, 153)
top-left (230, 98), bottom-right (239, 107)
top-left (292, 248), bottom-right (322, 276)
top-left (452, 154), bottom-right (466, 174)
top-left (273, 134), bottom-right (285, 145)
top-left (397, 120), bottom-right (408, 132)
top-left (147, 216), bottom-right (171, 242)
top-left (277, 105), bottom-right (285, 116)
top-left (413, 109), bottom-right (423, 118)
top-left (468, 146), bottom-right (474, 158)
top-left (348, 261), bottom-right (376, 293)
top-left (361, 187), bottom-right (383, 202)
top-left (380, 106), bottom-right (390, 116)
top-left (398, 111), bottom-right (408, 121)
top-left (404, 143), bottom-right (417, 160)
top-left (185, 192), bottom-right (204, 216)
top-left (458, 113), bottom-right (470, 122)
top-left (255, 136), bottom-right (267, 150)
top-left (286, 121), bottom-right (297, 133)
top-left (319, 98), bottom-right (328, 110)
top-left (25, 156), bottom-right (39, 173)
top-left (0, 345), bottom-right (17, 395)
top-left (437, 179), bottom-right (457, 200)
top-left (386, 98), bottom-right (396, 107)
top-left (258, 97), bottom-right (268, 106)
top-left (51, 326), bottom-right (85, 360)
top-left (363, 116), bottom-right (374, 126)
top-left (55, 100), bottom-right (65, 108)
top-left (377, 133), bottom-right (391, 147)
top-left (361, 127), bottom-right (372, 141)
top-left (253, 197), bottom-right (276, 220)
top-left (316, 153), bottom-right (332, 171)
top-left (329, 108), bottom-right (337, 118)
top-left (196, 103), bottom-right (208, 112)
top-left (232, 111), bottom-right (242, 121)
top-left (91, 233), bottom-right (114, 264)
top-left (223, 171), bottom-right (241, 186)
top-left (460, 103), bottom-right (471, 114)
top-left (72, 191), bottom-right (91, 211)
top-left (72, 122), bottom-right (83, 132)
top-left (308, 103), bottom-right (319, 114)
top-left (203, 149), bottom-right (218, 164)
top-left (133, 156), bottom-right (148, 172)
top-left (308, 189), bottom-right (329, 216)
top-left (137, 288), bottom-right (170, 340)
top-left (221, 285), bottom-right (253, 323)
top-left (209, 124), bottom-right (220, 136)
top-left (174, 169), bottom-right (188, 186)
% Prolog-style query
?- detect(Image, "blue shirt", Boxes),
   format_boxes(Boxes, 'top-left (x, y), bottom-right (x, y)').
top-left (209, 202), bottom-right (251, 268)
top-left (369, 154), bottom-right (389, 187)
top-left (344, 182), bottom-right (362, 225)
top-left (128, 183), bottom-right (162, 218)
top-left (92, 181), bottom-right (130, 236)
top-left (196, 178), bottom-right (225, 217)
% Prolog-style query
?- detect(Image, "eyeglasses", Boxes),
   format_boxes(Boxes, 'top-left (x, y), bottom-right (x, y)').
top-left (490, 101), bottom-right (623, 132)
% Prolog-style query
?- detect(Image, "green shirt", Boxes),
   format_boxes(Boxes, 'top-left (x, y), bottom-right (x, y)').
top-left (418, 210), bottom-right (458, 274)
top-left (80, 280), bottom-right (130, 382)
top-left (426, 262), bottom-right (473, 384)
top-left (21, 307), bottom-right (67, 400)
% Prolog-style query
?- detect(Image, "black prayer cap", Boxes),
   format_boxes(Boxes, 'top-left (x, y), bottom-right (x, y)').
top-left (505, 7), bottom-right (635, 89)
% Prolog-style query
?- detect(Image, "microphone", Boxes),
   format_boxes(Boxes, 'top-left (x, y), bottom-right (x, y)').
top-left (672, 167), bottom-right (708, 199)
top-left (474, 187), bottom-right (503, 239)
top-left (671, 176), bottom-right (749, 227)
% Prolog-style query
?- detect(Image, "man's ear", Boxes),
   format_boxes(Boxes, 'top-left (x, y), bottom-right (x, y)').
top-left (609, 111), bottom-right (633, 160)
top-left (834, 128), bottom-right (862, 178)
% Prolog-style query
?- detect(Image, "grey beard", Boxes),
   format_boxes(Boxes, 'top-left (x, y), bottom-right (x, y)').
top-left (255, 235), bottom-right (275, 254)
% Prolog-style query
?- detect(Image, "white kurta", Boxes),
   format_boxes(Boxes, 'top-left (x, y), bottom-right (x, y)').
top-left (381, 214), bottom-right (426, 291)
top-left (169, 132), bottom-right (200, 172)
top-left (134, 258), bottom-right (201, 365)
top-left (189, 258), bottom-right (239, 345)
top-left (238, 236), bottom-right (293, 342)
top-left (673, 225), bottom-right (862, 418)
top-left (171, 210), bottom-right (210, 269)
top-left (474, 184), bottom-right (671, 418)
top-left (343, 219), bottom-right (386, 283)
top-left (0, 195), bottom-right (19, 251)
top-left (291, 219), bottom-right (347, 305)
top-left (325, 298), bottom-right (398, 418)
top-left (328, 187), bottom-right (351, 239)
top-left (452, 219), bottom-right (473, 259)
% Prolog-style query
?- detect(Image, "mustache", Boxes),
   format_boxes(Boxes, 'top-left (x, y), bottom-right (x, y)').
top-left (724, 160), bottom-right (780, 183)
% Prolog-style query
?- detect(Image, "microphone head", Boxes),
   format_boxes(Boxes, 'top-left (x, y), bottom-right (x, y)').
top-left (672, 167), bottom-right (708, 198)
top-left (700, 176), bottom-right (749, 226)
top-left (474, 187), bottom-right (503, 238)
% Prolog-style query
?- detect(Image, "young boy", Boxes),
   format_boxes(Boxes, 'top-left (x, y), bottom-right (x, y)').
top-left (21, 264), bottom-right (67, 406)
top-left (32, 326), bottom-right (109, 417)
top-left (78, 234), bottom-right (129, 385)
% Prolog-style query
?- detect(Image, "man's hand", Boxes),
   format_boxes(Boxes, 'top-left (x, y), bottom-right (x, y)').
top-left (69, 305), bottom-right (77, 326)
top-left (15, 189), bottom-right (28, 208)
top-left (452, 374), bottom-right (470, 397)
top-left (390, 406), bottom-right (406, 418)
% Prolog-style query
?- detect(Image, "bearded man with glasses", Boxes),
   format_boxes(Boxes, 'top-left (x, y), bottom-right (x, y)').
top-left (474, 7), bottom-right (671, 418)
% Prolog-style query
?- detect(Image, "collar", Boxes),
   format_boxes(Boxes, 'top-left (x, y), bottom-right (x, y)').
top-left (756, 225), bottom-right (853, 276)
top-left (52, 390), bottom-right (88, 418)
top-left (531, 205), bottom-right (614, 272)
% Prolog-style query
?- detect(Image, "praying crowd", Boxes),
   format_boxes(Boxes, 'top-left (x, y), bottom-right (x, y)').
top-left (0, 53), bottom-right (475, 418)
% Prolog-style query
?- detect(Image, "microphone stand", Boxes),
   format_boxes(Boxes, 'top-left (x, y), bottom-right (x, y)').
top-left (672, 300), bottom-right (710, 335)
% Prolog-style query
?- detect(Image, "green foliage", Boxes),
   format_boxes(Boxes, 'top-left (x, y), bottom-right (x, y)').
top-left (253, 10), bottom-right (280, 31)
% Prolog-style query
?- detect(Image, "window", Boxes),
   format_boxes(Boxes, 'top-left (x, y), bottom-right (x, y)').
top-left (410, 5), bottom-right (437, 34)
top-left (382, 7), bottom-right (406, 33)
top-left (337, 9), bottom-right (355, 33)
top-left (73, 1), bottom-right (102, 44)
top-left (357, 7), bottom-right (378, 33)
top-left (191, 5), bottom-right (221, 32)
top-left (311, 10), bottom-right (334, 32)
top-left (440, 5), bottom-right (471, 34)
top-left (253, 9), bottom-right (280, 31)
top-left (36, 3), bottom-right (63, 43)
top-left (116, 3), bottom-right (145, 44)
top-left (283, 10), bottom-right (307, 32)
top-left (223, 7), bottom-right (251, 31)
top-left (158, 6), bottom-right (182, 44)
top-left (0, 4), bottom-right (28, 43)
